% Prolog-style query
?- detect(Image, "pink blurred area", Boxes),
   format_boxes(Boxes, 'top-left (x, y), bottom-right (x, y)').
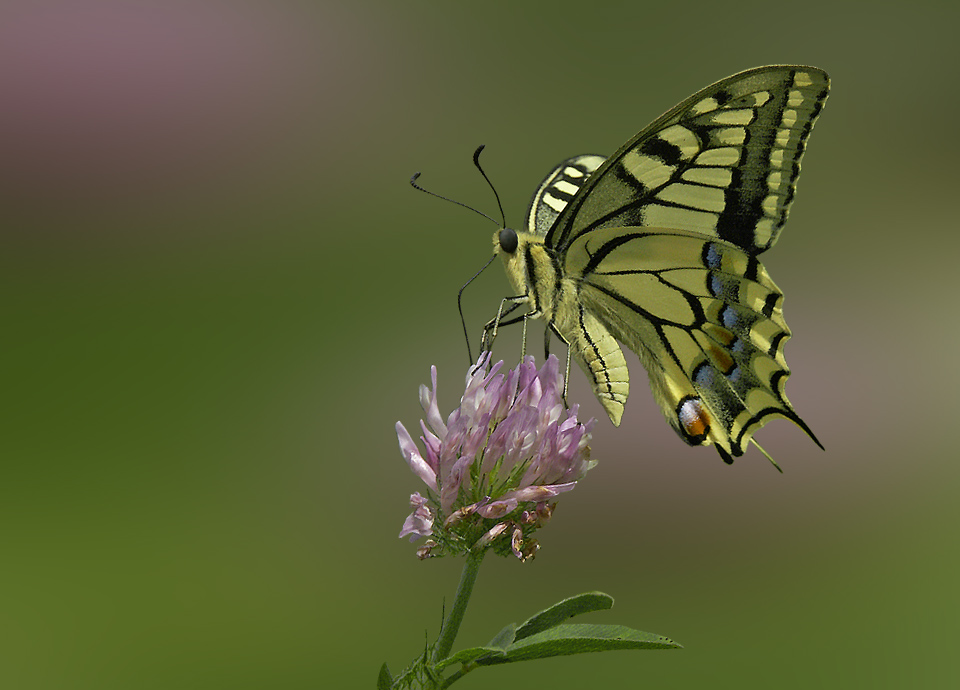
top-left (0, 1), bottom-right (349, 220)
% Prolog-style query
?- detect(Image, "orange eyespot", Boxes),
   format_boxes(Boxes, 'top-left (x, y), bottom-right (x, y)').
top-left (678, 397), bottom-right (710, 444)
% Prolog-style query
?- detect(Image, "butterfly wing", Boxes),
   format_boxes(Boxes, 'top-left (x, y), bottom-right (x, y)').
top-left (563, 227), bottom-right (819, 460)
top-left (526, 154), bottom-right (606, 237)
top-left (545, 66), bottom-right (829, 255)
top-left (535, 66), bottom-right (828, 460)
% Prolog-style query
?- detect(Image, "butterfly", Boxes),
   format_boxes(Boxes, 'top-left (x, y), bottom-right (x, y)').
top-left (484, 65), bottom-right (828, 465)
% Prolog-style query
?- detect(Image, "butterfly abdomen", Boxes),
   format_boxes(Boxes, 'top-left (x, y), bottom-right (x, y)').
top-left (552, 281), bottom-right (629, 426)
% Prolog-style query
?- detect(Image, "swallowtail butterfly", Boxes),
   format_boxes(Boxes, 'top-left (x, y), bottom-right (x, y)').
top-left (488, 65), bottom-right (828, 464)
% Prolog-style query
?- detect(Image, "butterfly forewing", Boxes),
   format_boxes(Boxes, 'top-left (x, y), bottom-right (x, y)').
top-left (545, 66), bottom-right (829, 255)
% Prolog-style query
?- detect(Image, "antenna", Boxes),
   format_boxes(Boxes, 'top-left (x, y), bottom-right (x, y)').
top-left (458, 254), bottom-right (497, 365)
top-left (471, 145), bottom-right (506, 228)
top-left (409, 172), bottom-right (500, 227)
top-left (410, 146), bottom-right (511, 364)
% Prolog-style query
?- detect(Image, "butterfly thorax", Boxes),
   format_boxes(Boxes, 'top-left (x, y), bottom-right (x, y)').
top-left (494, 228), bottom-right (560, 318)
top-left (494, 227), bottom-right (631, 425)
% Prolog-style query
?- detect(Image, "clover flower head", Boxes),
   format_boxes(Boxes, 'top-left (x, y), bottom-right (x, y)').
top-left (396, 353), bottom-right (596, 560)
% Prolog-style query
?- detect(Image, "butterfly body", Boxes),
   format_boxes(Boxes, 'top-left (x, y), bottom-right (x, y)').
top-left (485, 66), bottom-right (828, 463)
top-left (495, 227), bottom-right (631, 424)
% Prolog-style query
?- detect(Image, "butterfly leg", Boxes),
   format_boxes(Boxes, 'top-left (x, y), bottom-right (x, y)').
top-left (521, 314), bottom-right (529, 358)
top-left (543, 321), bottom-right (571, 405)
top-left (480, 296), bottom-right (528, 354)
top-left (545, 322), bottom-right (572, 408)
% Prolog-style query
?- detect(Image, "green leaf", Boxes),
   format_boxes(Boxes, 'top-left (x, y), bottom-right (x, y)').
top-left (486, 623), bottom-right (517, 649)
top-left (377, 662), bottom-right (393, 690)
top-left (476, 623), bottom-right (681, 665)
top-left (434, 645), bottom-right (506, 671)
top-left (514, 592), bottom-right (614, 641)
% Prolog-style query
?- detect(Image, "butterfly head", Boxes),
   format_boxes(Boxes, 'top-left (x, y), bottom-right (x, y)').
top-left (497, 227), bottom-right (518, 254)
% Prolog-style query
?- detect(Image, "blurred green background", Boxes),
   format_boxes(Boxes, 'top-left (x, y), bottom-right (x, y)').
top-left (4, 1), bottom-right (958, 688)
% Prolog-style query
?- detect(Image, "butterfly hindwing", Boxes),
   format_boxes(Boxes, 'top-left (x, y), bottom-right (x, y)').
top-left (545, 66), bottom-right (829, 256)
top-left (559, 226), bottom-right (817, 459)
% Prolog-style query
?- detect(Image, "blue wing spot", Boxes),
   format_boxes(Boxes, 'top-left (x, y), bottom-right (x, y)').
top-left (693, 361), bottom-right (714, 387)
top-left (703, 243), bottom-right (723, 270)
top-left (722, 305), bottom-right (738, 329)
top-left (709, 274), bottom-right (725, 298)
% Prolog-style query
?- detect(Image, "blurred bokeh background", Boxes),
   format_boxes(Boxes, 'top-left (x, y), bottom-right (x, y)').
top-left (4, 1), bottom-right (958, 688)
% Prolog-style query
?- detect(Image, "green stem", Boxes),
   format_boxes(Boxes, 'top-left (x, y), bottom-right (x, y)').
top-left (439, 667), bottom-right (468, 689)
top-left (432, 548), bottom-right (486, 664)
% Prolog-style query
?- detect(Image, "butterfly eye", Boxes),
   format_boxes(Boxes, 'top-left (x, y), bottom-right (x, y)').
top-left (499, 228), bottom-right (519, 254)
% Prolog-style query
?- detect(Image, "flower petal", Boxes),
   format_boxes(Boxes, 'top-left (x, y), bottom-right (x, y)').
top-left (396, 422), bottom-right (438, 492)
top-left (419, 420), bottom-right (441, 473)
top-left (504, 482), bottom-right (577, 503)
top-left (476, 521), bottom-right (509, 548)
top-left (420, 366), bottom-right (447, 439)
top-left (478, 497), bottom-right (518, 519)
top-left (398, 493), bottom-right (434, 541)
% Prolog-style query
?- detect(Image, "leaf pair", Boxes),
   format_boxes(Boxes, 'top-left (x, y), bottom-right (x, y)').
top-left (439, 591), bottom-right (680, 669)
top-left (378, 592), bottom-right (680, 689)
